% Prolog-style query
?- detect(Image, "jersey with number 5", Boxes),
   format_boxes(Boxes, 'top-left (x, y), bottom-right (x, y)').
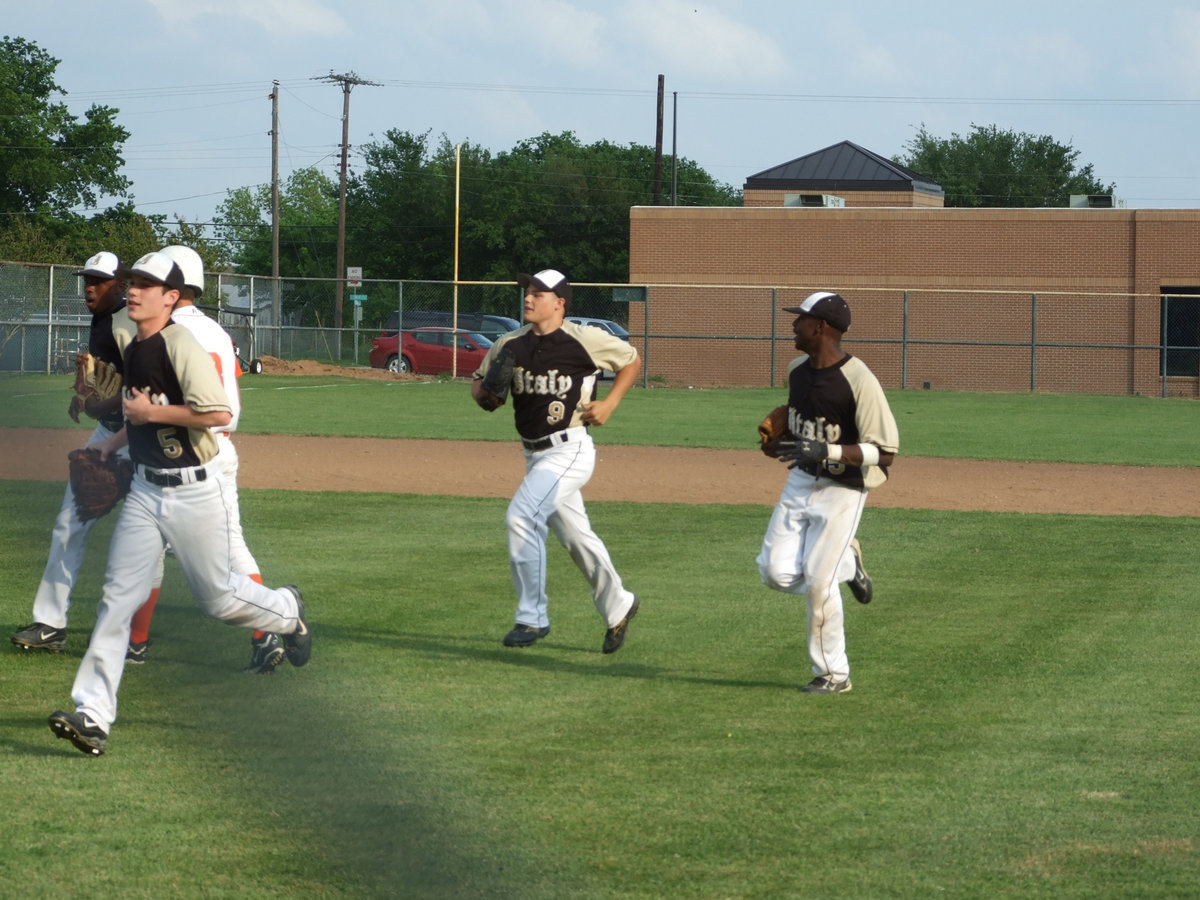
top-left (122, 322), bottom-right (232, 469)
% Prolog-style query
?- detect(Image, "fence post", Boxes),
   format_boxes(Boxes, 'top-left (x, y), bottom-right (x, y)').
top-left (901, 290), bottom-right (908, 390)
top-left (46, 265), bottom-right (56, 374)
top-left (770, 287), bottom-right (777, 388)
top-left (1161, 294), bottom-right (1168, 398)
top-left (1030, 293), bottom-right (1037, 392)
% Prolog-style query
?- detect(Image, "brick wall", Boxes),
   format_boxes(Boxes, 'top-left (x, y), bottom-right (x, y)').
top-left (628, 206), bottom-right (1200, 395)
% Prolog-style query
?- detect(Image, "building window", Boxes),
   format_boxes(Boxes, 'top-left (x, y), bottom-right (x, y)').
top-left (1161, 287), bottom-right (1200, 376)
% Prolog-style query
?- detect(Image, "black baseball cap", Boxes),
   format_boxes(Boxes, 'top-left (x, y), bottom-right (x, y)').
top-left (783, 291), bottom-right (851, 332)
top-left (516, 269), bottom-right (572, 302)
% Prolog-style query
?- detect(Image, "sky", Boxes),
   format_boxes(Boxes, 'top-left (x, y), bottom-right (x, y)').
top-left (8, 0), bottom-right (1200, 234)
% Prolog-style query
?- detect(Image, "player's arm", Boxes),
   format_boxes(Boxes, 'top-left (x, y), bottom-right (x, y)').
top-left (93, 427), bottom-right (129, 462)
top-left (123, 387), bottom-right (232, 429)
top-left (834, 443), bottom-right (895, 469)
top-left (579, 355), bottom-right (641, 426)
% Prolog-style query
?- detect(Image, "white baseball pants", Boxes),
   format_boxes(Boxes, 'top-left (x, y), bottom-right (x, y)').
top-left (71, 465), bottom-right (302, 731)
top-left (506, 430), bottom-right (636, 630)
top-left (756, 469), bottom-right (867, 682)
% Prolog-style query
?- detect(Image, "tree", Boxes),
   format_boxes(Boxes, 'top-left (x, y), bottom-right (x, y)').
top-left (214, 167), bottom-right (339, 279)
top-left (0, 36), bottom-right (130, 218)
top-left (895, 124), bottom-right (1114, 208)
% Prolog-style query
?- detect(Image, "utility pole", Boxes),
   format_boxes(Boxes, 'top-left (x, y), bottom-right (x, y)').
top-left (269, 81), bottom-right (280, 352)
top-left (314, 70), bottom-right (380, 331)
top-left (653, 75), bottom-right (665, 206)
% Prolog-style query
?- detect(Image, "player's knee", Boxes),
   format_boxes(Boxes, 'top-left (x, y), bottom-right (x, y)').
top-left (759, 562), bottom-right (803, 593)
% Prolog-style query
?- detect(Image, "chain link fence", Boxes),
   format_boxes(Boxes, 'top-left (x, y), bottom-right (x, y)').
top-left (3, 261), bottom-right (1198, 396)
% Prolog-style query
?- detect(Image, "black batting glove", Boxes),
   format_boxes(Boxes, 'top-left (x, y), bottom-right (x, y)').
top-left (775, 437), bottom-right (828, 468)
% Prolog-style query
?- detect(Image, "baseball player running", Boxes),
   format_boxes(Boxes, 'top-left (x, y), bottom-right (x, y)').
top-left (12, 251), bottom-right (136, 653)
top-left (757, 291), bottom-right (899, 694)
top-left (470, 269), bottom-right (641, 653)
top-left (47, 251), bottom-right (310, 757)
top-left (124, 244), bottom-right (285, 674)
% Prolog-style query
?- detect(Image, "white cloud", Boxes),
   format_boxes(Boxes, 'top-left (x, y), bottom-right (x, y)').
top-left (618, 0), bottom-right (788, 82)
top-left (145, 0), bottom-right (350, 39)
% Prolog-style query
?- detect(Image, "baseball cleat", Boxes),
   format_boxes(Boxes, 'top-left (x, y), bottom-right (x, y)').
top-left (12, 622), bottom-right (67, 652)
top-left (125, 640), bottom-right (149, 664)
top-left (502, 624), bottom-right (550, 647)
top-left (243, 633), bottom-right (285, 674)
top-left (801, 676), bottom-right (852, 694)
top-left (48, 709), bottom-right (108, 756)
top-left (281, 586), bottom-right (311, 667)
top-left (848, 539), bottom-right (873, 604)
top-left (602, 594), bottom-right (640, 655)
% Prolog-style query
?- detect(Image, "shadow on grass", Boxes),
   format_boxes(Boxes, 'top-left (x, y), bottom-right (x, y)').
top-left (331, 625), bottom-right (799, 692)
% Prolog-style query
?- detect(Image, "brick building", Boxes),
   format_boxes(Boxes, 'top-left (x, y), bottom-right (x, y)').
top-left (627, 141), bottom-right (1200, 396)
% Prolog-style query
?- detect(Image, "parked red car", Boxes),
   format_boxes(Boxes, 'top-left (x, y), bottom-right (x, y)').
top-left (368, 327), bottom-right (493, 375)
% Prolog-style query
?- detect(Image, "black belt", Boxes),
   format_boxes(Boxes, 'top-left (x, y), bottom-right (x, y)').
top-left (522, 430), bottom-right (583, 452)
top-left (140, 467), bottom-right (207, 488)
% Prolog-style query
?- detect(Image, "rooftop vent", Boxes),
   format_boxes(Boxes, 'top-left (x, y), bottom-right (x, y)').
top-left (784, 193), bottom-right (846, 208)
top-left (1070, 194), bottom-right (1125, 209)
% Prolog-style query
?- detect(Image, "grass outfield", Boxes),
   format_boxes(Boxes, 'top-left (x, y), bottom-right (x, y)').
top-left (1, 487), bottom-right (1198, 896)
top-left (2, 375), bottom-right (1199, 895)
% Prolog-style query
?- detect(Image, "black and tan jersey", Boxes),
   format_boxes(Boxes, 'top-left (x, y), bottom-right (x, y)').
top-left (122, 322), bottom-right (231, 469)
top-left (475, 321), bottom-right (638, 442)
top-left (88, 304), bottom-right (137, 431)
top-left (786, 353), bottom-right (900, 490)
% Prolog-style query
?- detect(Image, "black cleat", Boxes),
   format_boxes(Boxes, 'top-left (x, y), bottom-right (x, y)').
top-left (281, 587), bottom-right (310, 667)
top-left (801, 676), bottom-right (852, 694)
top-left (502, 624), bottom-right (550, 647)
top-left (12, 622), bottom-right (67, 652)
top-left (126, 640), bottom-right (149, 664)
top-left (602, 595), bottom-right (640, 655)
top-left (243, 633), bottom-right (285, 674)
top-left (48, 710), bottom-right (108, 756)
top-left (847, 539), bottom-right (873, 604)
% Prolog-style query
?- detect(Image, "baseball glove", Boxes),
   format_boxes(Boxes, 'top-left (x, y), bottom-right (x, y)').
top-left (73, 352), bottom-right (93, 397)
top-left (758, 404), bottom-right (792, 457)
top-left (477, 345), bottom-right (516, 411)
top-left (69, 354), bottom-right (123, 423)
top-left (68, 448), bottom-right (134, 522)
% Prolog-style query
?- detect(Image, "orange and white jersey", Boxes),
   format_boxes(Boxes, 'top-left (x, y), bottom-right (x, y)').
top-left (170, 305), bottom-right (241, 433)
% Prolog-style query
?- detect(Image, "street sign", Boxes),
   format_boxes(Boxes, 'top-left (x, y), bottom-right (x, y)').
top-left (350, 293), bottom-right (368, 305)
top-left (347, 266), bottom-right (362, 287)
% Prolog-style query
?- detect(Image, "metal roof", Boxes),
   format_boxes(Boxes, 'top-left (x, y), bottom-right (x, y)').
top-left (744, 140), bottom-right (943, 196)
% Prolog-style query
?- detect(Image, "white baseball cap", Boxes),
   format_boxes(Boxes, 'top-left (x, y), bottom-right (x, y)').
top-left (159, 245), bottom-right (205, 295)
top-left (74, 251), bottom-right (120, 279)
top-left (118, 251), bottom-right (186, 293)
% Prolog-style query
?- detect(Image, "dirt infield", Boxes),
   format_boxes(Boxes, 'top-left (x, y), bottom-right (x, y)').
top-left (2, 427), bottom-right (1196, 516)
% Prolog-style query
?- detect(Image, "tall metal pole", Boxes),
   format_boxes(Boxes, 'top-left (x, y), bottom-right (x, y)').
top-left (269, 81), bottom-right (280, 353)
top-left (671, 91), bottom-right (678, 206)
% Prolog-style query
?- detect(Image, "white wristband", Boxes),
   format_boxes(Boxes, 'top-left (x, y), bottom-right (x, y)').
top-left (858, 443), bottom-right (880, 467)
top-left (825, 443), bottom-right (843, 462)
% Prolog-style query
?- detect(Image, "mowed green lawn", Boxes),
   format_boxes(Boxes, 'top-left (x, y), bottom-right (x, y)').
top-left (1, 374), bottom-right (1199, 897)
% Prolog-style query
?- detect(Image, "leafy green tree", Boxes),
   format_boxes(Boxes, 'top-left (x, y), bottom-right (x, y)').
top-left (0, 36), bottom-right (130, 218)
top-left (214, 167), bottom-right (338, 279)
top-left (895, 124), bottom-right (1114, 207)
